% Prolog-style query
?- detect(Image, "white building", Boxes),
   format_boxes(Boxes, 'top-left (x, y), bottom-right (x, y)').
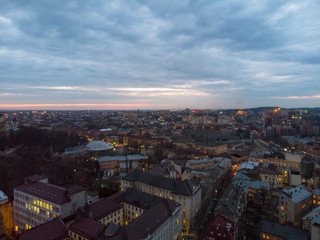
top-left (121, 169), bottom-right (201, 235)
top-left (13, 176), bottom-right (86, 233)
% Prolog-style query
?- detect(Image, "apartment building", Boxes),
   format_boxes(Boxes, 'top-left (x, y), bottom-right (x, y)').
top-left (13, 176), bottom-right (86, 233)
top-left (69, 188), bottom-right (182, 240)
top-left (120, 169), bottom-right (201, 235)
top-left (86, 198), bottom-right (123, 226)
top-left (279, 185), bottom-right (312, 226)
top-left (259, 168), bottom-right (282, 188)
top-left (249, 152), bottom-right (302, 171)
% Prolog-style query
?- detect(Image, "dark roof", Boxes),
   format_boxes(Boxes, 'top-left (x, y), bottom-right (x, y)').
top-left (122, 169), bottom-right (200, 196)
top-left (110, 188), bottom-right (163, 210)
top-left (112, 200), bottom-right (180, 240)
top-left (66, 185), bottom-right (85, 194)
top-left (19, 218), bottom-right (68, 240)
top-left (69, 218), bottom-right (105, 240)
top-left (147, 166), bottom-right (169, 176)
top-left (15, 182), bottom-right (71, 205)
top-left (260, 220), bottom-right (308, 240)
top-left (88, 198), bottom-right (122, 221)
top-left (24, 175), bottom-right (46, 183)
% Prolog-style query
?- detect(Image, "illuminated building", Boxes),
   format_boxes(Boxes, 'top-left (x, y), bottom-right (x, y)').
top-left (13, 175), bottom-right (86, 233)
top-left (279, 185), bottom-right (312, 226)
top-left (121, 169), bottom-right (200, 235)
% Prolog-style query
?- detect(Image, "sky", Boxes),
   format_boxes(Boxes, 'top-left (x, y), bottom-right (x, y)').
top-left (0, 0), bottom-right (319, 110)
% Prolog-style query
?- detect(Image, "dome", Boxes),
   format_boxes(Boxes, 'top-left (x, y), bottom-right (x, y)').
top-left (86, 141), bottom-right (113, 151)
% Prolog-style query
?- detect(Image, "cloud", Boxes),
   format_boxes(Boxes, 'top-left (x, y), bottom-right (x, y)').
top-left (0, 0), bottom-right (319, 109)
top-left (273, 95), bottom-right (320, 99)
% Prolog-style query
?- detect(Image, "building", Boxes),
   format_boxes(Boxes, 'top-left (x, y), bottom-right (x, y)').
top-left (214, 185), bottom-right (245, 237)
top-left (279, 185), bottom-right (312, 226)
top-left (18, 218), bottom-right (68, 240)
top-left (313, 189), bottom-right (320, 207)
top-left (120, 169), bottom-right (201, 235)
top-left (311, 219), bottom-right (320, 240)
top-left (259, 168), bottom-right (282, 189)
top-left (204, 214), bottom-right (235, 240)
top-left (69, 188), bottom-right (182, 240)
top-left (98, 154), bottom-right (148, 176)
top-left (302, 206), bottom-right (320, 231)
top-left (86, 198), bottom-right (123, 226)
top-left (248, 152), bottom-right (302, 171)
top-left (13, 176), bottom-right (86, 233)
top-left (260, 220), bottom-right (308, 240)
top-left (0, 191), bottom-right (13, 238)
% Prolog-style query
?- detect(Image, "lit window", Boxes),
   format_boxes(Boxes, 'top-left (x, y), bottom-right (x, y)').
top-left (46, 203), bottom-right (49, 209)
top-left (15, 226), bottom-right (18, 232)
top-left (40, 201), bottom-right (43, 207)
top-left (50, 205), bottom-right (53, 211)
top-left (37, 200), bottom-right (39, 205)
top-left (25, 203), bottom-right (28, 209)
top-left (280, 206), bottom-right (284, 210)
top-left (263, 234), bottom-right (266, 238)
top-left (177, 219), bottom-right (179, 224)
top-left (183, 208), bottom-right (186, 212)
top-left (183, 219), bottom-right (186, 224)
top-left (170, 197), bottom-right (172, 200)
top-left (136, 213), bottom-right (138, 218)
top-left (313, 200), bottom-right (316, 204)
top-left (33, 199), bottom-right (36, 205)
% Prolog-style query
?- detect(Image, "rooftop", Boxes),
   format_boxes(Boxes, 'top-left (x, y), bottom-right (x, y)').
top-left (15, 182), bottom-right (84, 205)
top-left (122, 169), bottom-right (200, 196)
top-left (69, 218), bottom-right (105, 239)
top-left (0, 190), bottom-right (8, 204)
top-left (260, 220), bottom-right (308, 240)
top-left (19, 218), bottom-right (68, 240)
top-left (87, 198), bottom-right (122, 221)
top-left (87, 141), bottom-right (114, 151)
top-left (282, 185), bottom-right (311, 204)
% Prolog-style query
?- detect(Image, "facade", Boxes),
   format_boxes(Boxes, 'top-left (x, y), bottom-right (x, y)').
top-left (13, 177), bottom-right (86, 233)
top-left (0, 191), bottom-right (13, 238)
top-left (279, 185), bottom-right (312, 226)
top-left (311, 221), bottom-right (320, 240)
top-left (248, 152), bottom-right (302, 171)
top-left (98, 154), bottom-right (148, 176)
top-left (312, 189), bottom-right (320, 207)
top-left (120, 169), bottom-right (201, 235)
top-left (259, 169), bottom-right (282, 188)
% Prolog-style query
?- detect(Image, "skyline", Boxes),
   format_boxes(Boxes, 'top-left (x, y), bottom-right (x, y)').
top-left (1, 0), bottom-right (320, 110)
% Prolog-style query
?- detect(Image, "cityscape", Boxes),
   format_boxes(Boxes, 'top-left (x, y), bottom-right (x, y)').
top-left (1, 1), bottom-right (320, 240)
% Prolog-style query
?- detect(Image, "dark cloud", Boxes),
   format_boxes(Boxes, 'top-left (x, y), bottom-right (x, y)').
top-left (0, 0), bottom-right (319, 109)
